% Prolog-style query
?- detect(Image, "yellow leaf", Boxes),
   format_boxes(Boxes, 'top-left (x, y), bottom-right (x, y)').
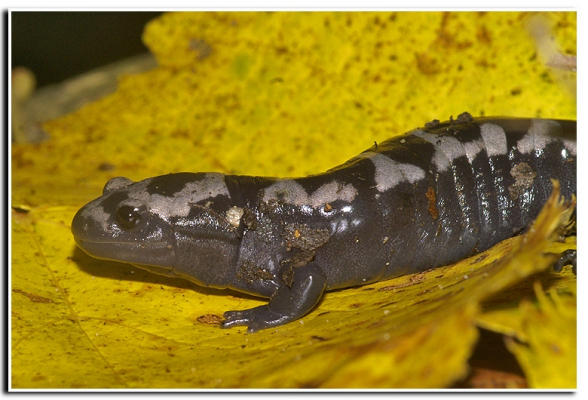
top-left (11, 185), bottom-right (573, 388)
top-left (505, 283), bottom-right (576, 388)
top-left (476, 261), bottom-right (576, 341)
top-left (11, 11), bottom-right (575, 388)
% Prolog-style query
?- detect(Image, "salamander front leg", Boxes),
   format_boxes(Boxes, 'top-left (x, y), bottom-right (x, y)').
top-left (222, 263), bottom-right (327, 333)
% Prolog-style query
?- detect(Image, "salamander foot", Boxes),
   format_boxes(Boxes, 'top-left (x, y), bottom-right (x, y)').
top-left (221, 263), bottom-right (327, 332)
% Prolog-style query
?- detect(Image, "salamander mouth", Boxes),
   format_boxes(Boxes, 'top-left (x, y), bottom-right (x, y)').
top-left (130, 263), bottom-right (176, 277)
top-left (74, 238), bottom-right (175, 267)
top-left (74, 238), bottom-right (170, 251)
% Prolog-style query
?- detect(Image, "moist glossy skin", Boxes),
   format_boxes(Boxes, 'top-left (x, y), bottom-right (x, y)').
top-left (71, 113), bottom-right (576, 332)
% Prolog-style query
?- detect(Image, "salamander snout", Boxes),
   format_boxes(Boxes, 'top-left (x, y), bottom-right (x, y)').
top-left (71, 201), bottom-right (115, 247)
top-left (71, 205), bottom-right (94, 244)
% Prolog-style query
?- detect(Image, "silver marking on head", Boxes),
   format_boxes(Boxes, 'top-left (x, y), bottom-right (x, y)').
top-left (262, 179), bottom-right (358, 208)
top-left (479, 123), bottom-right (508, 157)
top-left (89, 173), bottom-right (232, 229)
top-left (412, 130), bottom-right (466, 171)
top-left (142, 173), bottom-right (230, 219)
top-left (360, 152), bottom-right (425, 191)
top-left (516, 119), bottom-right (559, 154)
top-left (225, 206), bottom-right (244, 228)
top-left (82, 197), bottom-right (116, 233)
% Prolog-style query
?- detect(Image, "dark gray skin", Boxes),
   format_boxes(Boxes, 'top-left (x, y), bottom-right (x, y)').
top-left (71, 113), bottom-right (576, 332)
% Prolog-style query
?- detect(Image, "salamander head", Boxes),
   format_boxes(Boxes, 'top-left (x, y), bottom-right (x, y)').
top-left (71, 173), bottom-right (242, 288)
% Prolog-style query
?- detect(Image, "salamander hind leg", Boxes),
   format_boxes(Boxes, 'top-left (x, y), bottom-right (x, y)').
top-left (553, 249), bottom-right (577, 275)
top-left (222, 263), bottom-right (327, 332)
top-left (552, 210), bottom-right (576, 274)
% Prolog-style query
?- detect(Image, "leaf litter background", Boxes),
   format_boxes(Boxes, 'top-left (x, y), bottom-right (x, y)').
top-left (11, 12), bottom-right (576, 388)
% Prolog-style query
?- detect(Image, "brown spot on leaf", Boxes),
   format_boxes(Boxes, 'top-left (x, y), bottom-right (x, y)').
top-left (196, 314), bottom-right (223, 326)
top-left (470, 253), bottom-right (489, 265)
top-left (415, 53), bottom-right (441, 75)
top-left (475, 59), bottom-right (496, 69)
top-left (189, 38), bottom-right (212, 60)
top-left (510, 87), bottom-right (522, 96)
top-left (434, 12), bottom-right (473, 50)
top-left (274, 46), bottom-right (289, 54)
top-left (378, 273), bottom-right (426, 291)
top-left (98, 162), bottom-right (115, 171)
top-left (476, 25), bottom-right (492, 44)
top-left (31, 373), bottom-right (46, 382)
top-left (12, 288), bottom-right (54, 303)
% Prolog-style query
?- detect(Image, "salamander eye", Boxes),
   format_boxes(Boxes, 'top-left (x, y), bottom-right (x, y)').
top-left (116, 206), bottom-right (141, 230)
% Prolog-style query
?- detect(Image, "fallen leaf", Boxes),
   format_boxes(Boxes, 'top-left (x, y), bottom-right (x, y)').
top-left (11, 11), bottom-right (576, 389)
top-left (505, 283), bottom-right (576, 388)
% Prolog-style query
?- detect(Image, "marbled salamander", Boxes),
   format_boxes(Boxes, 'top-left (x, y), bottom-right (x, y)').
top-left (71, 113), bottom-right (576, 332)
